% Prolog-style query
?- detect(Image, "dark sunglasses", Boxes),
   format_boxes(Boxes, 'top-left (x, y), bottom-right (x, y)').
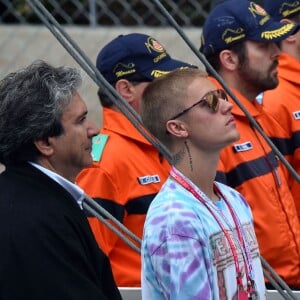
top-left (169, 89), bottom-right (228, 120)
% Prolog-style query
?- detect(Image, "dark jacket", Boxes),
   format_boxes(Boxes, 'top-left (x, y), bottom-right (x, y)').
top-left (0, 162), bottom-right (122, 300)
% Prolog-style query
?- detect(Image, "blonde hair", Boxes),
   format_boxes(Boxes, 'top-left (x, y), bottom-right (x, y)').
top-left (140, 68), bottom-right (207, 148)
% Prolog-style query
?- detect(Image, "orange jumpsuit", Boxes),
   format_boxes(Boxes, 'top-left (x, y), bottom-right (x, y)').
top-left (211, 79), bottom-right (300, 287)
top-left (76, 107), bottom-right (170, 287)
top-left (262, 53), bottom-right (300, 219)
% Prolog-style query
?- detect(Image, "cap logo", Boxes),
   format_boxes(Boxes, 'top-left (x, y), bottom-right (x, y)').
top-left (145, 37), bottom-right (168, 64)
top-left (261, 23), bottom-right (295, 40)
top-left (145, 37), bottom-right (165, 53)
top-left (222, 28), bottom-right (245, 45)
top-left (249, 2), bottom-right (270, 26)
top-left (113, 62), bottom-right (136, 78)
top-left (280, 1), bottom-right (300, 17)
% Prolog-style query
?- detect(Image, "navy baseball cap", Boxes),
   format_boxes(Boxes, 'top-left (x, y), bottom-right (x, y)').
top-left (200, 0), bottom-right (299, 56)
top-left (264, 0), bottom-right (300, 21)
top-left (96, 33), bottom-right (195, 84)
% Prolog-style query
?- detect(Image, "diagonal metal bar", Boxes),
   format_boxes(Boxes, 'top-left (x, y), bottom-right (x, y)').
top-left (261, 257), bottom-right (298, 300)
top-left (83, 198), bottom-right (141, 255)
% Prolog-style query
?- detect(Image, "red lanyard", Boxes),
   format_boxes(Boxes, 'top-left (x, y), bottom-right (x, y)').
top-left (170, 166), bottom-right (256, 298)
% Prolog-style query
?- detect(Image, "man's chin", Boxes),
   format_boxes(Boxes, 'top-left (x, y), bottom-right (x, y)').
top-left (83, 156), bottom-right (94, 168)
top-left (262, 77), bottom-right (279, 91)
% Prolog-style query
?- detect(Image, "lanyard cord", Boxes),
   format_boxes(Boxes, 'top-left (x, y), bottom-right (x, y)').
top-left (214, 184), bottom-right (253, 277)
top-left (214, 184), bottom-right (256, 295)
top-left (170, 167), bottom-right (254, 293)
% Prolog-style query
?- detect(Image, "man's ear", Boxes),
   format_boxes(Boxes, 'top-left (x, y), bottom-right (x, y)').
top-left (219, 49), bottom-right (238, 71)
top-left (115, 79), bottom-right (135, 103)
top-left (34, 138), bottom-right (54, 157)
top-left (166, 120), bottom-right (189, 138)
top-left (280, 19), bottom-right (297, 42)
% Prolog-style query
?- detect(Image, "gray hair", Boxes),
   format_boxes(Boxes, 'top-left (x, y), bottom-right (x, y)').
top-left (0, 60), bottom-right (82, 165)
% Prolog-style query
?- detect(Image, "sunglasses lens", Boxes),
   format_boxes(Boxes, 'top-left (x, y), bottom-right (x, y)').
top-left (218, 89), bottom-right (228, 102)
top-left (205, 89), bottom-right (228, 112)
top-left (205, 93), bottom-right (219, 112)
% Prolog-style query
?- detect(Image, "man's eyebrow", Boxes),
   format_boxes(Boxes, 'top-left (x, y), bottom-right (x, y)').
top-left (75, 110), bottom-right (88, 121)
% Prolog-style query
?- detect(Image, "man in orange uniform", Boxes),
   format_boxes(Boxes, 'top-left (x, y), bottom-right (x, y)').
top-left (200, 0), bottom-right (300, 288)
top-left (76, 33), bottom-right (194, 287)
top-left (262, 0), bottom-right (300, 220)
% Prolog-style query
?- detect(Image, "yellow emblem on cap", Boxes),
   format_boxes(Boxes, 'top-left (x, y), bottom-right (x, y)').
top-left (280, 1), bottom-right (300, 17)
top-left (150, 70), bottom-right (170, 78)
top-left (249, 2), bottom-right (270, 25)
top-left (151, 67), bottom-right (190, 78)
top-left (222, 28), bottom-right (245, 44)
top-left (113, 62), bottom-right (136, 78)
top-left (261, 23), bottom-right (295, 39)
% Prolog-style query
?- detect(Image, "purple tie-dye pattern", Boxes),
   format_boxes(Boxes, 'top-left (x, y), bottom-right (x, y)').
top-left (171, 202), bottom-right (183, 209)
top-left (169, 181), bottom-right (177, 190)
top-left (179, 257), bottom-right (200, 282)
top-left (141, 173), bottom-right (265, 299)
top-left (151, 215), bottom-right (166, 225)
top-left (180, 211), bottom-right (197, 218)
top-left (162, 259), bottom-right (170, 273)
top-left (169, 250), bottom-right (188, 259)
top-left (194, 280), bottom-right (212, 300)
top-left (159, 231), bottom-right (167, 243)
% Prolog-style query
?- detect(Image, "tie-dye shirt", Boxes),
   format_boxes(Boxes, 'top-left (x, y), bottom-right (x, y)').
top-left (141, 168), bottom-right (266, 299)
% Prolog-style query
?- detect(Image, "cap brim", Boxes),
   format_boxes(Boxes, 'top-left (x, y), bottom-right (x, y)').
top-left (143, 57), bottom-right (197, 80)
top-left (250, 21), bottom-right (299, 43)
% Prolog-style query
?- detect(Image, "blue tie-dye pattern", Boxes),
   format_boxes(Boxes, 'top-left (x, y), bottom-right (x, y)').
top-left (141, 169), bottom-right (266, 299)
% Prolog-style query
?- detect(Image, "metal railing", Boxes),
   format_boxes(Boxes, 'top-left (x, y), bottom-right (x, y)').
top-left (0, 0), bottom-right (218, 26)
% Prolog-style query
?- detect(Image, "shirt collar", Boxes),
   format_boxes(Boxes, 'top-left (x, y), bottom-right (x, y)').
top-left (29, 162), bottom-right (85, 209)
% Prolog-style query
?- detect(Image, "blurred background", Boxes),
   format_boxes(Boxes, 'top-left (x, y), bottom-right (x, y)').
top-left (0, 0), bottom-right (264, 173)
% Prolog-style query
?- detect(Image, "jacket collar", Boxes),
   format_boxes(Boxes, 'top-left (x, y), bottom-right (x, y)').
top-left (102, 107), bottom-right (151, 145)
top-left (278, 53), bottom-right (300, 85)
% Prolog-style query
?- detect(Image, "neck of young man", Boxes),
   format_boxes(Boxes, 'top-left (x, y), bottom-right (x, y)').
top-left (175, 151), bottom-right (220, 202)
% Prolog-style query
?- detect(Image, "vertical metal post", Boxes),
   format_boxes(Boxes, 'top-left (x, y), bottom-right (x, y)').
top-left (88, 0), bottom-right (96, 27)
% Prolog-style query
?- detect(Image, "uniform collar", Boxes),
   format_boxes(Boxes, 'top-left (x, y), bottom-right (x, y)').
top-left (102, 107), bottom-right (152, 145)
top-left (278, 53), bottom-right (300, 85)
top-left (229, 88), bottom-right (263, 118)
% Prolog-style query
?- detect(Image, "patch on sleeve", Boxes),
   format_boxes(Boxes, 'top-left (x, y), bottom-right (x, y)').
top-left (293, 111), bottom-right (300, 120)
top-left (233, 141), bottom-right (253, 152)
top-left (91, 134), bottom-right (109, 162)
top-left (137, 175), bottom-right (161, 185)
